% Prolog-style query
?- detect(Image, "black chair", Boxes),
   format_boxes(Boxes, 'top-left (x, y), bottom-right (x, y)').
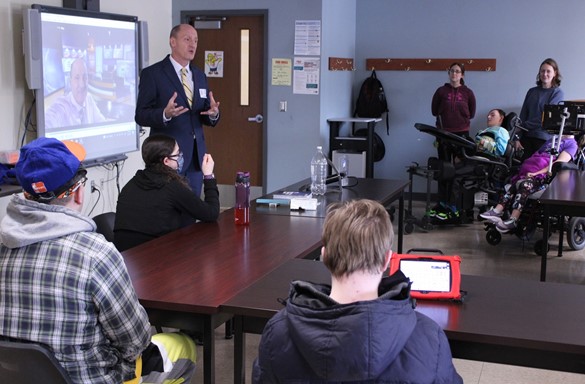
top-left (500, 112), bottom-right (523, 166)
top-left (93, 212), bottom-right (116, 242)
top-left (0, 339), bottom-right (73, 384)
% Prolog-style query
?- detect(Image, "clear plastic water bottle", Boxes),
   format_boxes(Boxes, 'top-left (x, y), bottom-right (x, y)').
top-left (310, 146), bottom-right (328, 195)
top-left (234, 171), bottom-right (250, 225)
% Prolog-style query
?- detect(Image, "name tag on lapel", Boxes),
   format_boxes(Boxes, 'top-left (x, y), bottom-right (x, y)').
top-left (199, 89), bottom-right (207, 98)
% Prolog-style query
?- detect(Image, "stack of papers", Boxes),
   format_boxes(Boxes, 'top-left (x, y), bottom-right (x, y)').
top-left (290, 197), bottom-right (318, 210)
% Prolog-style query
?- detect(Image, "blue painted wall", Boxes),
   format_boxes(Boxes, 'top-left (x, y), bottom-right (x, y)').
top-left (172, 0), bottom-right (585, 192)
top-left (356, 0), bottom-right (585, 192)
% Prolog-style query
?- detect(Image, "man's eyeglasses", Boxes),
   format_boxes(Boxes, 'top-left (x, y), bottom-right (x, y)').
top-left (57, 176), bottom-right (87, 199)
top-left (26, 175), bottom-right (88, 203)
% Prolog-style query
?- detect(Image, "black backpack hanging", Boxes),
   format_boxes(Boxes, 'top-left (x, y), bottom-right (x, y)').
top-left (353, 69), bottom-right (390, 135)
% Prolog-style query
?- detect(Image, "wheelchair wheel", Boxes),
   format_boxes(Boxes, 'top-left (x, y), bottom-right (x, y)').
top-left (567, 217), bottom-right (585, 251)
top-left (404, 222), bottom-right (415, 235)
top-left (534, 239), bottom-right (550, 256)
top-left (486, 229), bottom-right (501, 245)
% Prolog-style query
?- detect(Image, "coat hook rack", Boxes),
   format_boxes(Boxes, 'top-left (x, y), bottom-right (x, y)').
top-left (365, 58), bottom-right (497, 72)
top-left (329, 57), bottom-right (355, 71)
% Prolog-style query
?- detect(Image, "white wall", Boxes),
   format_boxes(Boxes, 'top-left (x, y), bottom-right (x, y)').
top-left (0, 0), bottom-right (172, 220)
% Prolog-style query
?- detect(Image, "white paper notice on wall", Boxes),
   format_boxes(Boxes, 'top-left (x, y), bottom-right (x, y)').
top-left (272, 58), bottom-right (292, 86)
top-left (294, 20), bottom-right (321, 56)
top-left (293, 57), bottom-right (320, 95)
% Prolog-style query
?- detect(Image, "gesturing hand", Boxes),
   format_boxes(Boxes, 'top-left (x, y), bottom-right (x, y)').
top-left (201, 91), bottom-right (220, 118)
top-left (201, 153), bottom-right (215, 175)
top-left (164, 92), bottom-right (189, 120)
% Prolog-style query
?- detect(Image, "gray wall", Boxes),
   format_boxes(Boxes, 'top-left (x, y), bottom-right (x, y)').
top-left (173, 0), bottom-right (585, 194)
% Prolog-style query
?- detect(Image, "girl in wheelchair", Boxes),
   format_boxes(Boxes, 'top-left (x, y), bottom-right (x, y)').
top-left (480, 134), bottom-right (578, 232)
top-left (427, 109), bottom-right (513, 223)
top-left (475, 109), bottom-right (510, 157)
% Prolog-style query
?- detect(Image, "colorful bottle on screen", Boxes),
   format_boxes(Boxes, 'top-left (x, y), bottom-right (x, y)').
top-left (235, 171), bottom-right (250, 225)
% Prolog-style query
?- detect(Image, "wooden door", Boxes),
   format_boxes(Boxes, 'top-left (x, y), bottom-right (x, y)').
top-left (190, 15), bottom-right (264, 187)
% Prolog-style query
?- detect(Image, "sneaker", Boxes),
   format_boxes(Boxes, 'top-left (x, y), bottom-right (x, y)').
top-left (435, 207), bottom-right (460, 222)
top-left (427, 203), bottom-right (444, 218)
top-left (496, 218), bottom-right (517, 233)
top-left (480, 208), bottom-right (503, 222)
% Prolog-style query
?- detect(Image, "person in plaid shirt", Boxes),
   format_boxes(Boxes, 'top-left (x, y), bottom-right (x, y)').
top-left (0, 138), bottom-right (196, 383)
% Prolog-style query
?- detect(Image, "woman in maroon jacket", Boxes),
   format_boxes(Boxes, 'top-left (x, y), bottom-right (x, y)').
top-left (430, 62), bottom-right (477, 221)
top-left (432, 62), bottom-right (477, 137)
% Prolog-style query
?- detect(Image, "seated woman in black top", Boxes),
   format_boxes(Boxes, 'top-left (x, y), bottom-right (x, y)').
top-left (114, 134), bottom-right (220, 251)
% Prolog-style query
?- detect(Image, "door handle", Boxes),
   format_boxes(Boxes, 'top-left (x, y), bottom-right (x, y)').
top-left (247, 114), bottom-right (264, 123)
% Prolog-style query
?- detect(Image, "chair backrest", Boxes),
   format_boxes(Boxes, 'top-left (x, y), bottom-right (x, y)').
top-left (502, 112), bottom-right (522, 166)
top-left (502, 111), bottom-right (520, 133)
top-left (93, 212), bottom-right (116, 242)
top-left (0, 339), bottom-right (73, 384)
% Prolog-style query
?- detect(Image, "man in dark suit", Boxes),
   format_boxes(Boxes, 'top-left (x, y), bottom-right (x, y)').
top-left (136, 24), bottom-right (220, 196)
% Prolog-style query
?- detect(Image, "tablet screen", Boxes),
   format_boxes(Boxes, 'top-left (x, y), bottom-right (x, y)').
top-left (400, 259), bottom-right (451, 293)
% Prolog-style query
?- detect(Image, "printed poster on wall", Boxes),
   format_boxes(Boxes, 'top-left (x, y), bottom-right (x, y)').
top-left (271, 58), bottom-right (292, 86)
top-left (204, 51), bottom-right (224, 78)
top-left (294, 20), bottom-right (321, 56)
top-left (293, 57), bottom-right (320, 95)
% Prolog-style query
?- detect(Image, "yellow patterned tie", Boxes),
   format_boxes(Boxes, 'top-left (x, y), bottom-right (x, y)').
top-left (181, 67), bottom-right (193, 108)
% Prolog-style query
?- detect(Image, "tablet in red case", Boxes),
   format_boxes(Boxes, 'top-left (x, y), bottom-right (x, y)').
top-left (390, 253), bottom-right (462, 300)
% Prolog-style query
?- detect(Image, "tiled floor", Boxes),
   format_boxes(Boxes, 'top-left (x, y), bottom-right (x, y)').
top-left (191, 202), bottom-right (585, 383)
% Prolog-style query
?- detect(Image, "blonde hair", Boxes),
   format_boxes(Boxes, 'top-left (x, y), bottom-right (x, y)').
top-left (322, 199), bottom-right (394, 278)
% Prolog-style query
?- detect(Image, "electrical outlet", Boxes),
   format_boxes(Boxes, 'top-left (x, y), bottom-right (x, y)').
top-left (279, 101), bottom-right (287, 112)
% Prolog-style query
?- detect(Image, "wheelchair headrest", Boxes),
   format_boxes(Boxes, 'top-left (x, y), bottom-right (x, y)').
top-left (502, 112), bottom-right (520, 132)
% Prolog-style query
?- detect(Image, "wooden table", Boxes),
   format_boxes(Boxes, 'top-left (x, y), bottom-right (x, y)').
top-left (123, 177), bottom-right (409, 383)
top-left (123, 212), bottom-right (324, 384)
top-left (223, 259), bottom-right (585, 383)
top-left (256, 178), bottom-right (409, 253)
top-left (539, 170), bottom-right (585, 281)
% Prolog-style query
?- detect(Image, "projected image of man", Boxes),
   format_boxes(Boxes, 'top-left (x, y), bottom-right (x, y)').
top-left (45, 58), bottom-right (106, 129)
